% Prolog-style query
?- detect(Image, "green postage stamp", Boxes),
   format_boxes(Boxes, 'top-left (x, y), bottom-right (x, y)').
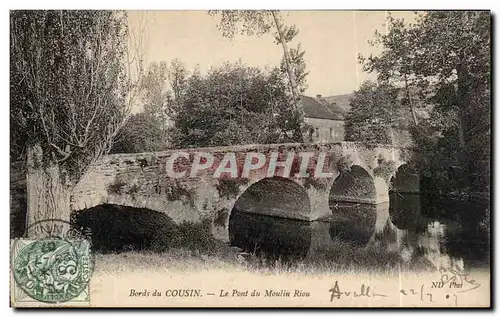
top-left (11, 237), bottom-right (92, 306)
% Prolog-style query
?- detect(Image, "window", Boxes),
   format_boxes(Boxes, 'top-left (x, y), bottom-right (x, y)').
top-left (329, 128), bottom-right (334, 140)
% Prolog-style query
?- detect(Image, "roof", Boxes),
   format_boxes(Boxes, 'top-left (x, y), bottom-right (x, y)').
top-left (300, 95), bottom-right (346, 120)
top-left (324, 93), bottom-right (353, 113)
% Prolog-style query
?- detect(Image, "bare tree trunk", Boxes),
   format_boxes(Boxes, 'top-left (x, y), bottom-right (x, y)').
top-left (403, 74), bottom-right (418, 126)
top-left (26, 145), bottom-right (72, 238)
top-left (271, 11), bottom-right (305, 141)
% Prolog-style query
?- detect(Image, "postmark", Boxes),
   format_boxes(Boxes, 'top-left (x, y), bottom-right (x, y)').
top-left (11, 219), bottom-right (93, 305)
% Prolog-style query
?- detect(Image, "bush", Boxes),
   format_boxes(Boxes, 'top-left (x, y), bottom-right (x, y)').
top-left (170, 219), bottom-right (217, 253)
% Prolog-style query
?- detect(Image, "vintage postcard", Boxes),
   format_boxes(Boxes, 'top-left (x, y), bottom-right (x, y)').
top-left (9, 10), bottom-right (491, 308)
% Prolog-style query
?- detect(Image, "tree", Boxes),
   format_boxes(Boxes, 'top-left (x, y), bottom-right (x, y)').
top-left (168, 62), bottom-right (295, 148)
top-left (361, 11), bottom-right (491, 192)
top-left (138, 61), bottom-right (169, 123)
top-left (167, 59), bottom-right (189, 108)
top-left (413, 12), bottom-right (490, 162)
top-left (111, 112), bottom-right (168, 153)
top-left (208, 10), bottom-right (307, 141)
top-left (345, 81), bottom-right (400, 144)
top-left (111, 62), bottom-right (171, 153)
top-left (10, 10), bottom-right (133, 231)
top-left (164, 58), bottom-right (189, 126)
top-left (359, 14), bottom-right (420, 126)
top-left (280, 43), bottom-right (309, 94)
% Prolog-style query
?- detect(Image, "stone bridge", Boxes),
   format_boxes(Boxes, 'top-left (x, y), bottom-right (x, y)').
top-left (69, 141), bottom-right (419, 241)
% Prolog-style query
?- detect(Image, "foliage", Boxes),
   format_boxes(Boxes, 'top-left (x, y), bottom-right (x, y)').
top-left (209, 10), bottom-right (308, 141)
top-left (360, 11), bottom-right (490, 193)
top-left (373, 157), bottom-right (397, 182)
top-left (166, 59), bottom-right (189, 116)
top-left (208, 10), bottom-right (276, 38)
top-left (168, 219), bottom-right (217, 253)
top-left (410, 121), bottom-right (468, 195)
top-left (168, 61), bottom-right (299, 148)
top-left (107, 180), bottom-right (128, 195)
top-left (344, 81), bottom-right (399, 144)
top-left (111, 62), bottom-right (170, 153)
top-left (216, 179), bottom-right (247, 199)
top-left (359, 14), bottom-right (421, 125)
top-left (111, 112), bottom-right (168, 153)
top-left (106, 174), bottom-right (141, 197)
top-left (138, 62), bottom-right (169, 120)
top-left (214, 208), bottom-right (229, 227)
top-left (277, 30), bottom-right (309, 94)
top-left (10, 10), bottom-right (132, 181)
top-left (164, 183), bottom-right (193, 203)
top-left (302, 176), bottom-right (330, 190)
top-left (335, 154), bottom-right (354, 173)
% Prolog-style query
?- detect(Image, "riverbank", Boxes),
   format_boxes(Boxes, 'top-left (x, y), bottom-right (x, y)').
top-left (88, 251), bottom-right (490, 308)
top-left (92, 240), bottom-right (435, 277)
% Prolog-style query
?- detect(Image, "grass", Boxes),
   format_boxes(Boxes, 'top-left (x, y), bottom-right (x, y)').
top-left (91, 236), bottom-right (436, 278)
top-left (93, 248), bottom-right (241, 275)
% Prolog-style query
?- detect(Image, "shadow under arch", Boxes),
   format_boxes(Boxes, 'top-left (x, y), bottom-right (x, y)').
top-left (390, 164), bottom-right (420, 194)
top-left (71, 204), bottom-right (178, 253)
top-left (231, 176), bottom-right (311, 220)
top-left (228, 177), bottom-right (312, 262)
top-left (329, 165), bottom-right (377, 204)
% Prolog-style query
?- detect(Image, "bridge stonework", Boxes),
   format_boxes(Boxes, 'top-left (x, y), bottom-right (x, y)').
top-left (70, 142), bottom-right (417, 242)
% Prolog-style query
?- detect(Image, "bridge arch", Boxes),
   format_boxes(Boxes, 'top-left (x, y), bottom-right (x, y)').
top-left (329, 165), bottom-right (388, 204)
top-left (390, 164), bottom-right (420, 194)
top-left (228, 176), bottom-right (312, 261)
top-left (70, 190), bottom-right (202, 225)
top-left (229, 176), bottom-right (311, 220)
top-left (71, 204), bottom-right (179, 253)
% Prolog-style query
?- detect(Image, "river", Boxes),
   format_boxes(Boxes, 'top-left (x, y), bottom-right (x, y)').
top-left (229, 193), bottom-right (490, 271)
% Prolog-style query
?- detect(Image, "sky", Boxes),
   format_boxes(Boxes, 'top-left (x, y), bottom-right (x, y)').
top-left (127, 10), bottom-right (416, 98)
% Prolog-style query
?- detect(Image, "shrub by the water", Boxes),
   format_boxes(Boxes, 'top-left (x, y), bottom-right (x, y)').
top-left (170, 219), bottom-right (217, 253)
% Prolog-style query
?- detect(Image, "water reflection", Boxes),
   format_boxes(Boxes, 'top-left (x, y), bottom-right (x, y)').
top-left (229, 192), bottom-right (489, 271)
top-left (389, 193), bottom-right (490, 270)
top-left (329, 202), bottom-right (390, 247)
top-left (229, 209), bottom-right (312, 262)
top-left (389, 193), bottom-right (426, 233)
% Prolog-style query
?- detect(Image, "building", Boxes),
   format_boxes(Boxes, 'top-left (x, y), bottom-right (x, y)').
top-left (301, 90), bottom-right (418, 146)
top-left (301, 95), bottom-right (346, 143)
